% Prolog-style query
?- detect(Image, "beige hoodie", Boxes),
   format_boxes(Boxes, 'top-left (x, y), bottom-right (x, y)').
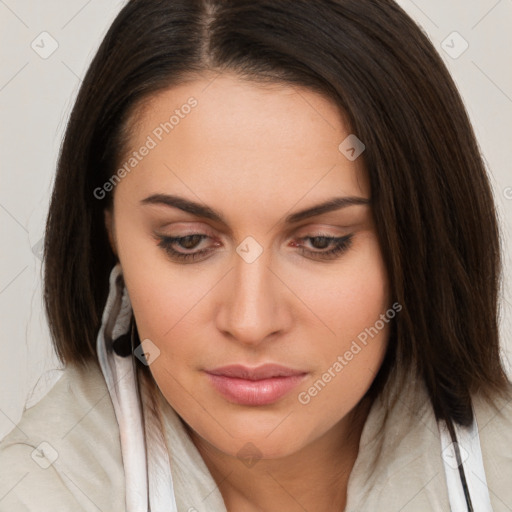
top-left (0, 361), bottom-right (511, 512)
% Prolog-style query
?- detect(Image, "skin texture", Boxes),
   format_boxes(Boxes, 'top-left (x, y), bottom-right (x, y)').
top-left (105, 73), bottom-right (391, 511)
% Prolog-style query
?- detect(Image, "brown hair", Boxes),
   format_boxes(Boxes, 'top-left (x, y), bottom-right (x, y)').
top-left (44, 0), bottom-right (510, 426)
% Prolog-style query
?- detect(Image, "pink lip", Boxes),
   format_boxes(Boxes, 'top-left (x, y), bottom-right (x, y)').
top-left (204, 364), bottom-right (308, 406)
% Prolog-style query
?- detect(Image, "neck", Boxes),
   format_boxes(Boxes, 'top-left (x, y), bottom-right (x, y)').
top-left (186, 396), bottom-right (373, 512)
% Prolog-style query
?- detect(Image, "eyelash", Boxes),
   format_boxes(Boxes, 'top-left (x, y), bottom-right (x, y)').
top-left (155, 233), bottom-right (353, 263)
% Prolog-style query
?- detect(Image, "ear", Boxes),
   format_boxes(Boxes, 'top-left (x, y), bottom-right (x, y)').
top-left (104, 208), bottom-right (118, 257)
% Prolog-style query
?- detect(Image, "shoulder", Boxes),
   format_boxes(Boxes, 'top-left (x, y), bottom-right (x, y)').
top-left (0, 361), bottom-right (125, 512)
top-left (473, 383), bottom-right (512, 512)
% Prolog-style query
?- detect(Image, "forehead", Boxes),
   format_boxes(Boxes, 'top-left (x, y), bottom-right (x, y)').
top-left (115, 73), bottom-right (369, 212)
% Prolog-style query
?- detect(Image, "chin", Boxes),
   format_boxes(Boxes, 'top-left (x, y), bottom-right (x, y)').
top-left (186, 412), bottom-right (306, 459)
top-left (218, 434), bottom-right (305, 461)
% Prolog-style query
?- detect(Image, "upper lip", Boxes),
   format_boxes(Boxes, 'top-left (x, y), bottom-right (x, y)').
top-left (205, 364), bottom-right (307, 380)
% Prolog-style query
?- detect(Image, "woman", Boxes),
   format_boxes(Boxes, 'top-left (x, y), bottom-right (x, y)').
top-left (1, 0), bottom-right (511, 510)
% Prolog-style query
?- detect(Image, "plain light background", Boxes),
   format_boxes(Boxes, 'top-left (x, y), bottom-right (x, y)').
top-left (1, 0), bottom-right (511, 440)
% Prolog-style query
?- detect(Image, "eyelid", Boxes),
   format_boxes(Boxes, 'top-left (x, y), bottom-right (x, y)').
top-left (155, 226), bottom-right (349, 246)
top-left (153, 230), bottom-right (354, 256)
top-left (295, 224), bottom-right (352, 236)
top-left (156, 218), bottom-right (354, 239)
top-left (154, 230), bottom-right (354, 264)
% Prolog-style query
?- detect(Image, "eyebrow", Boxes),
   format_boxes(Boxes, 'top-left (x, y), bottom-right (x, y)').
top-left (140, 194), bottom-right (370, 224)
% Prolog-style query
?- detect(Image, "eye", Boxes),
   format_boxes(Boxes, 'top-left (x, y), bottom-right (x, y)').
top-left (156, 234), bottom-right (218, 263)
top-left (155, 232), bottom-right (353, 263)
top-left (293, 234), bottom-right (353, 260)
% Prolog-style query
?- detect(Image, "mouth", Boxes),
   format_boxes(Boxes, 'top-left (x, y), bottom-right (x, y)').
top-left (204, 364), bottom-right (308, 406)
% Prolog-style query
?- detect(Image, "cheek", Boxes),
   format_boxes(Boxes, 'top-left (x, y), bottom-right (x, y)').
top-left (289, 234), bottom-right (390, 415)
top-left (113, 209), bottom-right (203, 342)
top-left (285, 231), bottom-right (390, 342)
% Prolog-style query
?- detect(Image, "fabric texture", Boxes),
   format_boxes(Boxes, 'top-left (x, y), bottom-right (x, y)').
top-left (96, 263), bottom-right (150, 511)
top-left (96, 263), bottom-right (179, 511)
top-left (1, 263), bottom-right (512, 511)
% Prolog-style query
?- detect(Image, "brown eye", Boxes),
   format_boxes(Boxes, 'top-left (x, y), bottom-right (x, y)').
top-left (296, 234), bottom-right (353, 260)
top-left (155, 232), bottom-right (353, 264)
top-left (176, 234), bottom-right (204, 250)
top-left (156, 234), bottom-right (215, 262)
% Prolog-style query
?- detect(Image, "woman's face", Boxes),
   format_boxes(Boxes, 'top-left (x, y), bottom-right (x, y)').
top-left (107, 73), bottom-right (391, 459)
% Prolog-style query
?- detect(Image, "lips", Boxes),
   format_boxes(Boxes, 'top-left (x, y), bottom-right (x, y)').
top-left (204, 364), bottom-right (308, 406)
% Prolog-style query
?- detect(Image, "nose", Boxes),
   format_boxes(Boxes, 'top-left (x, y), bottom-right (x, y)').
top-left (216, 247), bottom-right (290, 346)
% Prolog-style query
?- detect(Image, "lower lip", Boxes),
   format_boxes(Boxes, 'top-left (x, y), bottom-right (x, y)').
top-left (205, 373), bottom-right (307, 406)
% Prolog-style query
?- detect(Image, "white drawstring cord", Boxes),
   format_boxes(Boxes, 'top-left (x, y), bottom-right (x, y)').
top-left (439, 417), bottom-right (494, 512)
top-left (96, 263), bottom-right (178, 512)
